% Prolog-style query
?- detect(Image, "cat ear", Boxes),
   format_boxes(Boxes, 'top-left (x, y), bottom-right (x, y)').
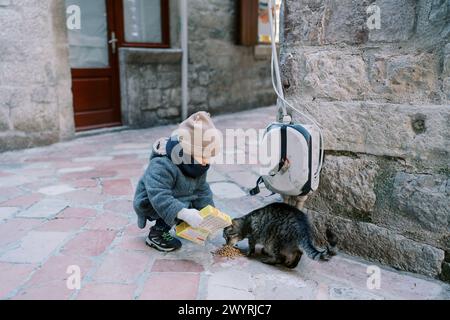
top-left (232, 219), bottom-right (242, 228)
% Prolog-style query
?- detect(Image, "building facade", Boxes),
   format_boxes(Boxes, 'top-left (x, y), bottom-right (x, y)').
top-left (281, 0), bottom-right (449, 281)
top-left (0, 0), bottom-right (276, 151)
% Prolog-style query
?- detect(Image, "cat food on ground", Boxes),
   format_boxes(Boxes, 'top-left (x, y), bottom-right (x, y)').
top-left (212, 245), bottom-right (244, 259)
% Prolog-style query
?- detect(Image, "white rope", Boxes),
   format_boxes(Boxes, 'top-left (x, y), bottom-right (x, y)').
top-left (268, 0), bottom-right (324, 176)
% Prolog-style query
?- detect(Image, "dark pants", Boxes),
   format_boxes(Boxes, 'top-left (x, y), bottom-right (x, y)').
top-left (154, 218), bottom-right (172, 232)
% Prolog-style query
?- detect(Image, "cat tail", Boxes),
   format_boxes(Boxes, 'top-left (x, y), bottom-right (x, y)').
top-left (325, 228), bottom-right (338, 257)
top-left (300, 221), bottom-right (338, 261)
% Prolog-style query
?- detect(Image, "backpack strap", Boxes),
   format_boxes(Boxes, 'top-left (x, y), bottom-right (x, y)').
top-left (269, 125), bottom-right (288, 177)
top-left (249, 177), bottom-right (264, 196)
top-left (279, 125), bottom-right (288, 171)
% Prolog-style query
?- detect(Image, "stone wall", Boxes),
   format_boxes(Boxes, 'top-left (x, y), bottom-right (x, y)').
top-left (0, 0), bottom-right (74, 152)
top-left (120, 48), bottom-right (183, 127)
top-left (122, 0), bottom-right (276, 128)
top-left (281, 0), bottom-right (449, 280)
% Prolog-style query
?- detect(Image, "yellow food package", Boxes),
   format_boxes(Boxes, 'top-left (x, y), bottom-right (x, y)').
top-left (176, 206), bottom-right (232, 245)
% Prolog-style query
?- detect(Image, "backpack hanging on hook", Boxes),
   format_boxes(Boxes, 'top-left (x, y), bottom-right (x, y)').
top-left (250, 0), bottom-right (324, 197)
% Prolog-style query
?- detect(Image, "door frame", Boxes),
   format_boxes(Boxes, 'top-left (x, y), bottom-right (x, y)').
top-left (71, 0), bottom-right (122, 132)
top-left (114, 0), bottom-right (171, 49)
top-left (69, 0), bottom-right (172, 131)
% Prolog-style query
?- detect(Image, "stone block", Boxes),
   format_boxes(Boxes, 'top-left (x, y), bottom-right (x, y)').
top-left (443, 43), bottom-right (450, 77)
top-left (308, 210), bottom-right (445, 277)
top-left (367, 0), bottom-right (416, 43)
top-left (284, 49), bottom-right (371, 101)
top-left (288, 100), bottom-right (450, 168)
top-left (373, 172), bottom-right (450, 250)
top-left (383, 53), bottom-right (440, 103)
top-left (308, 155), bottom-right (378, 220)
top-left (141, 89), bottom-right (163, 111)
top-left (416, 0), bottom-right (450, 39)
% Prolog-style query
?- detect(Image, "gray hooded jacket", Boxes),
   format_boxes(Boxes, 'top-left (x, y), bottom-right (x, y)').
top-left (133, 138), bottom-right (214, 229)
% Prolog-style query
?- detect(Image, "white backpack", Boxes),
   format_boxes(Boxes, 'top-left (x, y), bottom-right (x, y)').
top-left (250, 122), bottom-right (323, 197)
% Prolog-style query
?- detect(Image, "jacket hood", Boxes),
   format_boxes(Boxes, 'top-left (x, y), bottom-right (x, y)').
top-left (151, 138), bottom-right (169, 160)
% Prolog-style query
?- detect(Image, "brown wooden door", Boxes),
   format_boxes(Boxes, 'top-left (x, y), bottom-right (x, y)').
top-left (67, 0), bottom-right (122, 132)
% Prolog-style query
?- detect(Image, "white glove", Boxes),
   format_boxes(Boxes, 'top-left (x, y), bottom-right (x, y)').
top-left (177, 208), bottom-right (204, 228)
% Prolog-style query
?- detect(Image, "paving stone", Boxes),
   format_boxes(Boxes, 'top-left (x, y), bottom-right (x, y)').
top-left (25, 254), bottom-right (92, 289)
top-left (58, 207), bottom-right (97, 219)
top-left (207, 284), bottom-right (255, 300)
top-left (102, 179), bottom-right (133, 196)
top-left (104, 199), bottom-right (133, 214)
top-left (0, 218), bottom-right (43, 248)
top-left (206, 170), bottom-right (228, 183)
top-left (38, 185), bottom-right (76, 196)
top-left (61, 189), bottom-right (108, 206)
top-left (76, 283), bottom-right (136, 300)
top-left (0, 186), bottom-right (23, 203)
top-left (253, 277), bottom-right (317, 300)
top-left (92, 250), bottom-right (150, 284)
top-left (123, 223), bottom-right (146, 236)
top-left (152, 259), bottom-right (204, 273)
top-left (62, 170), bottom-right (117, 180)
top-left (109, 150), bottom-right (151, 156)
top-left (0, 231), bottom-right (69, 263)
top-left (57, 167), bottom-right (94, 174)
top-left (85, 212), bottom-right (129, 231)
top-left (0, 175), bottom-right (31, 187)
top-left (139, 273), bottom-right (200, 300)
top-left (0, 207), bottom-right (18, 220)
top-left (300, 254), bottom-right (447, 300)
top-left (13, 282), bottom-right (74, 300)
top-left (67, 179), bottom-right (98, 188)
top-left (210, 182), bottom-right (247, 199)
top-left (226, 170), bottom-right (260, 189)
top-left (114, 143), bottom-right (151, 150)
top-left (207, 270), bottom-right (254, 299)
top-left (73, 156), bottom-right (114, 163)
top-left (116, 235), bottom-right (148, 251)
top-left (35, 218), bottom-right (88, 233)
top-left (0, 193), bottom-right (43, 209)
top-left (18, 199), bottom-right (68, 218)
top-left (315, 283), bottom-right (330, 300)
top-left (329, 286), bottom-right (385, 300)
top-left (61, 230), bottom-right (117, 257)
top-left (0, 262), bottom-right (37, 299)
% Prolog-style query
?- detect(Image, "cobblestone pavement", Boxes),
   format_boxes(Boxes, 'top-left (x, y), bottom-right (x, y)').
top-left (0, 106), bottom-right (449, 300)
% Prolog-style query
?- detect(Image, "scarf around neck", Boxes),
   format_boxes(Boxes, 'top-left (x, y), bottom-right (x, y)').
top-left (165, 137), bottom-right (210, 178)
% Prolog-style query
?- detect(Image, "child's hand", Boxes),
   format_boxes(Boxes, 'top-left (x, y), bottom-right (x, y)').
top-left (177, 208), bottom-right (204, 228)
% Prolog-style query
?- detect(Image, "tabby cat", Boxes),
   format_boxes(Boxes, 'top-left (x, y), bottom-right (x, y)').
top-left (223, 202), bottom-right (337, 269)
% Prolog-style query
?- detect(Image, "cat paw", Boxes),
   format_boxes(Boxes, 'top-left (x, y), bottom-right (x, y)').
top-left (260, 257), bottom-right (279, 265)
top-left (320, 253), bottom-right (331, 261)
top-left (246, 250), bottom-right (255, 257)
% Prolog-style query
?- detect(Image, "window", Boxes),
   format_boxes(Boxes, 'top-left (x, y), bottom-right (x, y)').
top-left (239, 0), bottom-right (281, 46)
top-left (66, 0), bottom-right (109, 68)
top-left (258, 0), bottom-right (281, 44)
top-left (117, 0), bottom-right (170, 48)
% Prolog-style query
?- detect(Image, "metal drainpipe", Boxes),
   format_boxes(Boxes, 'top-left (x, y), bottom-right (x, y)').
top-left (180, 0), bottom-right (189, 120)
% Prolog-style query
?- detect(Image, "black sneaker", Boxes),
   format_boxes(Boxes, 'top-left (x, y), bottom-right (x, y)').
top-left (146, 227), bottom-right (182, 252)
